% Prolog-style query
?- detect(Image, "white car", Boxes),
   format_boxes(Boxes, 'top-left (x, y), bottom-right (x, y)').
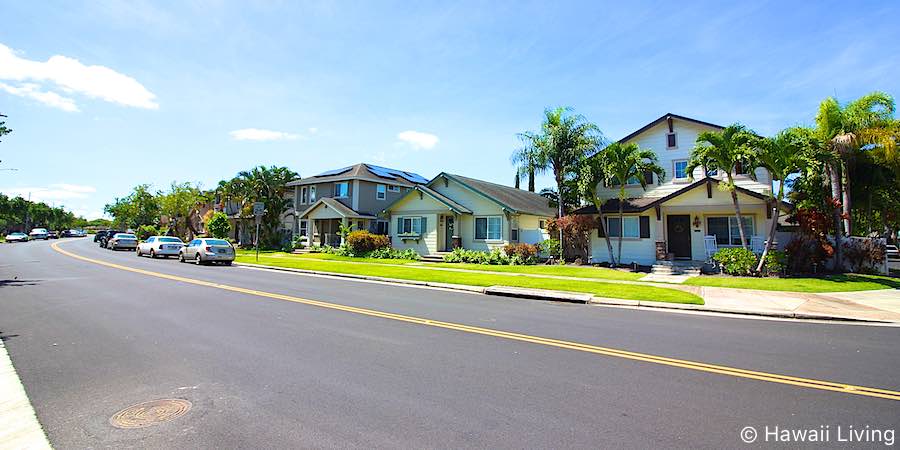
top-left (137, 236), bottom-right (185, 258)
top-left (5, 232), bottom-right (29, 242)
top-left (107, 233), bottom-right (138, 250)
top-left (29, 228), bottom-right (49, 240)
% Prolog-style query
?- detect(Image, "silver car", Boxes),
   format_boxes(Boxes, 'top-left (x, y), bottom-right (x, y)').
top-left (29, 228), bottom-right (49, 240)
top-left (179, 238), bottom-right (235, 265)
top-left (5, 232), bottom-right (29, 242)
top-left (107, 233), bottom-right (138, 251)
top-left (137, 236), bottom-right (185, 258)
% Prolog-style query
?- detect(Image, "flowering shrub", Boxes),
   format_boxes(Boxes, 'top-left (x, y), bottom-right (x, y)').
top-left (503, 243), bottom-right (541, 264)
top-left (712, 247), bottom-right (757, 276)
top-left (546, 215), bottom-right (595, 260)
top-left (345, 230), bottom-right (391, 255)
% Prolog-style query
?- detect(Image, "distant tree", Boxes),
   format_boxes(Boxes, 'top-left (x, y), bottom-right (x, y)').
top-left (159, 182), bottom-right (205, 239)
top-left (205, 211), bottom-right (231, 239)
top-left (0, 115), bottom-right (11, 143)
top-left (104, 184), bottom-right (160, 229)
top-left (232, 166), bottom-right (299, 248)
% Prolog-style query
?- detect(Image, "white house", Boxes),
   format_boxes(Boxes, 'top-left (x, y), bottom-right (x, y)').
top-left (383, 173), bottom-right (554, 255)
top-left (575, 113), bottom-right (788, 265)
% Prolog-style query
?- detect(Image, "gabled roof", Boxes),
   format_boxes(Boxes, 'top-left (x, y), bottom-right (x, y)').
top-left (287, 163), bottom-right (428, 187)
top-left (437, 173), bottom-right (556, 217)
top-left (573, 177), bottom-right (791, 215)
top-left (411, 185), bottom-right (473, 214)
top-left (618, 113), bottom-right (725, 144)
top-left (297, 197), bottom-right (376, 219)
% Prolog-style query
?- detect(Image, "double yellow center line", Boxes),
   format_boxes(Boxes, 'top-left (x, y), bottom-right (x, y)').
top-left (52, 240), bottom-right (900, 402)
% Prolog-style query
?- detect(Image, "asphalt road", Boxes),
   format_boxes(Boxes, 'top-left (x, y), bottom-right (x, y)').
top-left (1, 238), bottom-right (899, 449)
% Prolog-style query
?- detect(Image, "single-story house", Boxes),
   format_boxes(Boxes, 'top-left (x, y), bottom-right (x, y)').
top-left (383, 172), bottom-right (555, 255)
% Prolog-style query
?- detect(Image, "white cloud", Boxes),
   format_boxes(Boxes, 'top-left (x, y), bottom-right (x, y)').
top-left (397, 130), bottom-right (439, 150)
top-left (0, 43), bottom-right (158, 111)
top-left (0, 82), bottom-right (79, 112)
top-left (307, 127), bottom-right (318, 134)
top-left (1, 183), bottom-right (97, 204)
top-left (229, 128), bottom-right (299, 141)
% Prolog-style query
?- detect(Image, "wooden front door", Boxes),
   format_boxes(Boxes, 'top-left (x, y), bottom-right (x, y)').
top-left (444, 216), bottom-right (454, 251)
top-left (666, 215), bottom-right (692, 259)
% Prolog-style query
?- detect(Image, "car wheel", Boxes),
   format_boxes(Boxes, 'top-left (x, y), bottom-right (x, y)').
top-left (150, 250), bottom-right (157, 259)
top-left (179, 252), bottom-right (185, 263)
top-left (195, 253), bottom-right (203, 265)
top-left (136, 248), bottom-right (142, 256)
top-left (223, 261), bottom-right (232, 266)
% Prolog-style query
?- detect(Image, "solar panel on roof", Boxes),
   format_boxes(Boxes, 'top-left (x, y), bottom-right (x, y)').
top-left (364, 164), bottom-right (428, 183)
top-left (316, 166), bottom-right (352, 177)
top-left (365, 165), bottom-right (398, 180)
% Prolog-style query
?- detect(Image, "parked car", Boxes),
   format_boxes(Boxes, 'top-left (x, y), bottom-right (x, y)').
top-left (179, 238), bottom-right (235, 265)
top-left (72, 229), bottom-right (87, 238)
top-left (5, 232), bottom-right (29, 242)
top-left (29, 228), bottom-right (49, 240)
top-left (94, 230), bottom-right (108, 242)
top-left (48, 230), bottom-right (59, 239)
top-left (107, 233), bottom-right (138, 251)
top-left (100, 230), bottom-right (125, 248)
top-left (137, 236), bottom-right (185, 258)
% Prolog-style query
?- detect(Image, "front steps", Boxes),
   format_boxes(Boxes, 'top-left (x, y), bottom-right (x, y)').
top-left (419, 252), bottom-right (449, 263)
top-left (651, 260), bottom-right (704, 276)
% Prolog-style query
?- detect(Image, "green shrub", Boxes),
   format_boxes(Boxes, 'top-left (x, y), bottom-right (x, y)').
top-left (136, 224), bottom-right (159, 240)
top-left (441, 248), bottom-right (514, 265)
top-left (346, 230), bottom-right (391, 255)
top-left (205, 211), bottom-right (231, 239)
top-left (763, 250), bottom-right (786, 276)
top-left (712, 247), bottom-right (758, 276)
top-left (291, 234), bottom-right (308, 249)
top-left (541, 239), bottom-right (560, 258)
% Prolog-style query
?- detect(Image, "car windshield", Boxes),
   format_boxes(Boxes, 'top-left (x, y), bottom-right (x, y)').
top-left (10, 233), bottom-right (25, 236)
top-left (115, 234), bottom-right (136, 239)
top-left (205, 239), bottom-right (231, 246)
top-left (159, 237), bottom-right (183, 243)
top-left (32, 229), bottom-right (47, 233)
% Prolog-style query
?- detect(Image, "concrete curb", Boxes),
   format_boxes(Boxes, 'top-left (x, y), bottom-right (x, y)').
top-left (234, 262), bottom-right (891, 323)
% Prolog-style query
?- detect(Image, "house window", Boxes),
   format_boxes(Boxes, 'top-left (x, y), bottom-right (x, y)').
top-left (475, 216), bottom-right (502, 240)
top-left (673, 160), bottom-right (689, 180)
top-left (735, 161), bottom-right (749, 175)
top-left (375, 220), bottom-right (389, 235)
top-left (706, 168), bottom-right (718, 177)
top-left (376, 184), bottom-right (386, 200)
top-left (666, 133), bottom-right (677, 149)
top-left (334, 182), bottom-right (349, 198)
top-left (309, 186), bottom-right (316, 202)
top-left (387, 185), bottom-right (400, 193)
top-left (511, 228), bottom-right (519, 241)
top-left (400, 217), bottom-right (423, 234)
top-left (539, 220), bottom-right (545, 229)
top-left (300, 187), bottom-right (308, 204)
top-left (298, 220), bottom-right (308, 236)
top-left (706, 216), bottom-right (754, 246)
top-left (606, 217), bottom-right (640, 238)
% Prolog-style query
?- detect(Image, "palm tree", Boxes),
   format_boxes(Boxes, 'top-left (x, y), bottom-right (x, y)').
top-left (595, 142), bottom-right (665, 266)
top-left (516, 107), bottom-right (603, 261)
top-left (234, 166), bottom-right (299, 248)
top-left (814, 92), bottom-right (895, 236)
top-left (748, 129), bottom-right (812, 273)
top-left (578, 156), bottom-right (616, 266)
top-left (511, 134), bottom-right (544, 192)
top-left (687, 124), bottom-right (757, 249)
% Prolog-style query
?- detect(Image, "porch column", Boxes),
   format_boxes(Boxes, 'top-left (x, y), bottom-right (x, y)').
top-left (453, 213), bottom-right (461, 249)
top-left (310, 219), bottom-right (318, 246)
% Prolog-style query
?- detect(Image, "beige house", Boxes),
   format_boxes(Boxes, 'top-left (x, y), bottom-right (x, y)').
top-left (287, 163), bottom-right (428, 246)
top-left (383, 173), bottom-right (554, 255)
top-left (575, 113), bottom-right (790, 265)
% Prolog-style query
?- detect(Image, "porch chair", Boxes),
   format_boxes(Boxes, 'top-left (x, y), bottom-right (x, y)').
top-left (703, 235), bottom-right (718, 262)
top-left (750, 236), bottom-right (765, 254)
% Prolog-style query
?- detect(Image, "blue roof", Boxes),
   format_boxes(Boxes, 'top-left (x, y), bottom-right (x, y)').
top-left (364, 164), bottom-right (428, 184)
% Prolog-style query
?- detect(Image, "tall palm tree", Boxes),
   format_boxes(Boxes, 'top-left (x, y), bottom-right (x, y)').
top-left (687, 124), bottom-right (756, 249)
top-left (234, 166), bottom-right (299, 248)
top-left (516, 107), bottom-right (603, 260)
top-left (596, 142), bottom-right (665, 266)
top-left (511, 134), bottom-right (544, 192)
top-left (748, 129), bottom-right (812, 272)
top-left (814, 92), bottom-right (895, 236)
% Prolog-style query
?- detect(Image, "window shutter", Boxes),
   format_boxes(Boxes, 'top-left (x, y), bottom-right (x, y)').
top-left (643, 170), bottom-right (654, 185)
top-left (639, 216), bottom-right (650, 238)
top-left (397, 218), bottom-right (403, 234)
top-left (420, 217), bottom-right (426, 234)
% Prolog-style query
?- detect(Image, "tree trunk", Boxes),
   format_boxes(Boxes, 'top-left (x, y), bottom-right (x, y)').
top-left (556, 174), bottom-right (564, 262)
top-left (726, 173), bottom-right (748, 249)
top-left (827, 163), bottom-right (844, 272)
top-left (840, 159), bottom-right (852, 236)
top-left (597, 210), bottom-right (616, 267)
top-left (514, 173), bottom-right (520, 189)
top-left (617, 201), bottom-right (625, 267)
top-left (528, 169), bottom-right (535, 192)
top-left (755, 180), bottom-right (783, 274)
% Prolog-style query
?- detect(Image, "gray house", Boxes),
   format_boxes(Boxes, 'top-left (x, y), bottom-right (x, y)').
top-left (287, 163), bottom-right (428, 246)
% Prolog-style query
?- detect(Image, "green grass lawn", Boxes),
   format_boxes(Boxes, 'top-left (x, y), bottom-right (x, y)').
top-left (684, 273), bottom-right (900, 292)
top-left (235, 253), bottom-right (702, 304)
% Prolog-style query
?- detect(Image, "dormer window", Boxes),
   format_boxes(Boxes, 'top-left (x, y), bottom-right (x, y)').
top-left (666, 132), bottom-right (677, 149)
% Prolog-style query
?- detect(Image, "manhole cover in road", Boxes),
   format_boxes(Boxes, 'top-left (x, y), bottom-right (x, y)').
top-left (110, 399), bottom-right (192, 429)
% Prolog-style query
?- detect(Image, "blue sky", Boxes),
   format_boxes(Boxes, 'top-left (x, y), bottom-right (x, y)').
top-left (1, 0), bottom-right (898, 219)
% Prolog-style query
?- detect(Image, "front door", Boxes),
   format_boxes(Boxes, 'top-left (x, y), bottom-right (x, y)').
top-left (666, 215), bottom-right (692, 259)
top-left (444, 216), bottom-right (454, 251)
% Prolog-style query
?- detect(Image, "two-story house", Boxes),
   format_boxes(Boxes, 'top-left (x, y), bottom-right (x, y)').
top-left (575, 113), bottom-right (787, 265)
top-left (288, 163), bottom-right (428, 246)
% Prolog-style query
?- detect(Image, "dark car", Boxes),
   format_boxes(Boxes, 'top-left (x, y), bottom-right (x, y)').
top-left (48, 231), bottom-right (59, 239)
top-left (94, 230), bottom-right (108, 242)
top-left (100, 230), bottom-right (125, 248)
